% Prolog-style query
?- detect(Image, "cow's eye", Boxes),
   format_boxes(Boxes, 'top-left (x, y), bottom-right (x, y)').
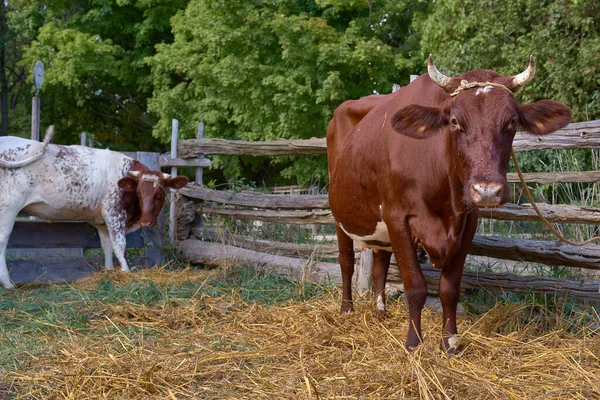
top-left (450, 117), bottom-right (459, 127)
top-left (509, 118), bottom-right (517, 128)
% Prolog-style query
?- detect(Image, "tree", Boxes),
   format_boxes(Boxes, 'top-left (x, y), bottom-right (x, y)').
top-left (18, 0), bottom-right (188, 149)
top-left (148, 0), bottom-right (425, 184)
top-left (416, 0), bottom-right (600, 123)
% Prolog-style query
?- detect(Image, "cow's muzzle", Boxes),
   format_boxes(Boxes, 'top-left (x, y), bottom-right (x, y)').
top-left (469, 181), bottom-right (508, 207)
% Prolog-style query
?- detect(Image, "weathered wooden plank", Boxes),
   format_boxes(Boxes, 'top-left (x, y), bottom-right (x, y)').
top-left (176, 121), bottom-right (600, 158)
top-left (180, 186), bottom-right (330, 209)
top-left (468, 235), bottom-right (600, 270)
top-left (9, 221), bottom-right (143, 248)
top-left (177, 137), bottom-right (328, 157)
top-left (191, 225), bottom-right (340, 258)
top-left (506, 171), bottom-right (600, 184)
top-left (177, 240), bottom-right (342, 284)
top-left (159, 155), bottom-right (212, 168)
top-left (512, 121), bottom-right (600, 152)
top-left (199, 203), bottom-right (600, 225)
top-left (200, 207), bottom-right (335, 224)
top-left (478, 203), bottom-right (600, 224)
top-left (178, 239), bottom-right (600, 302)
top-left (386, 264), bottom-right (600, 302)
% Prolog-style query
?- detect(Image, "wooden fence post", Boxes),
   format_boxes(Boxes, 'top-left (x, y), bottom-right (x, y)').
top-left (169, 119), bottom-right (179, 244)
top-left (137, 151), bottom-right (164, 267)
top-left (80, 132), bottom-right (87, 146)
top-left (356, 249), bottom-right (374, 295)
top-left (196, 122), bottom-right (205, 187)
top-left (311, 185), bottom-right (319, 235)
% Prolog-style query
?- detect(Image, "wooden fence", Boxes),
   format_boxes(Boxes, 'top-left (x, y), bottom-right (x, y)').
top-left (174, 119), bottom-right (600, 302)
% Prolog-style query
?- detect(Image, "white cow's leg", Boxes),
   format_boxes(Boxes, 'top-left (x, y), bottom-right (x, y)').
top-left (94, 226), bottom-right (115, 270)
top-left (101, 192), bottom-right (130, 272)
top-left (109, 230), bottom-right (130, 272)
top-left (0, 208), bottom-right (21, 289)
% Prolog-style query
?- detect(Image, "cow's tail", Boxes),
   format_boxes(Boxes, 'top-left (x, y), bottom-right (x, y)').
top-left (42, 125), bottom-right (55, 148)
top-left (0, 125), bottom-right (55, 168)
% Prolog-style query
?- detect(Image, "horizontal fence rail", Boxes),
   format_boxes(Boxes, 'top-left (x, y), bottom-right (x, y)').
top-left (186, 187), bottom-right (600, 226)
top-left (176, 121), bottom-right (600, 157)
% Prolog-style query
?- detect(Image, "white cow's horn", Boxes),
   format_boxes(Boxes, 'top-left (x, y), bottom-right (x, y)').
top-left (162, 173), bottom-right (171, 179)
top-left (427, 54), bottom-right (453, 90)
top-left (512, 55), bottom-right (536, 89)
top-left (128, 171), bottom-right (140, 178)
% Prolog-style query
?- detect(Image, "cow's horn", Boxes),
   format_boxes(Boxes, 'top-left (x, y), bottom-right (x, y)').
top-left (512, 55), bottom-right (536, 89)
top-left (427, 54), bottom-right (452, 90)
top-left (128, 171), bottom-right (140, 178)
top-left (162, 173), bottom-right (171, 179)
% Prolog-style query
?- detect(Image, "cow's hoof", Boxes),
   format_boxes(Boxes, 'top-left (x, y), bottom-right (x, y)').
top-left (441, 336), bottom-right (463, 355)
top-left (375, 309), bottom-right (387, 321)
top-left (1, 283), bottom-right (15, 290)
top-left (340, 303), bottom-right (354, 314)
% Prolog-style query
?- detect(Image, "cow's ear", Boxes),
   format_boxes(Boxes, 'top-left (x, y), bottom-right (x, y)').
top-left (391, 105), bottom-right (448, 139)
top-left (518, 100), bottom-right (572, 136)
top-left (118, 177), bottom-right (138, 192)
top-left (166, 176), bottom-right (188, 190)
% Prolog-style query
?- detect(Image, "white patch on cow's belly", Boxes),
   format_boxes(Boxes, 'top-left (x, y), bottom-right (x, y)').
top-left (340, 221), bottom-right (393, 252)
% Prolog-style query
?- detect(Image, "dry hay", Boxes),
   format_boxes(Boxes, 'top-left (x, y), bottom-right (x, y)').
top-left (5, 267), bottom-right (600, 399)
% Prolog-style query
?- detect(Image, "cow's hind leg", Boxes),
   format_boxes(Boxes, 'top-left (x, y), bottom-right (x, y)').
top-left (0, 208), bottom-right (21, 288)
top-left (372, 250), bottom-right (392, 318)
top-left (335, 224), bottom-right (355, 313)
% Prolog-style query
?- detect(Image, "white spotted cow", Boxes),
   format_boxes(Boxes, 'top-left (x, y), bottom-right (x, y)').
top-left (0, 128), bottom-right (188, 288)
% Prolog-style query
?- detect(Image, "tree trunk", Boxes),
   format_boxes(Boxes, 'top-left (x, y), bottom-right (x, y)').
top-left (0, 1), bottom-right (8, 136)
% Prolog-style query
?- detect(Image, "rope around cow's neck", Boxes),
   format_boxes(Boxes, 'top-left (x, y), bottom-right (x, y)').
top-left (511, 149), bottom-right (600, 246)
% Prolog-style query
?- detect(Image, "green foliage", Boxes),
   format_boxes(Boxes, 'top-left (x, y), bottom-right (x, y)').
top-left (417, 0), bottom-right (600, 123)
top-left (148, 0), bottom-right (423, 183)
top-left (17, 0), bottom-right (188, 149)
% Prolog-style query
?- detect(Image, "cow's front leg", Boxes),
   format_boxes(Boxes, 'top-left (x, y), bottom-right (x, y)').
top-left (372, 250), bottom-right (392, 318)
top-left (101, 207), bottom-right (130, 273)
top-left (108, 228), bottom-right (130, 272)
top-left (335, 224), bottom-right (355, 313)
top-left (387, 218), bottom-right (427, 351)
top-left (439, 212), bottom-right (478, 354)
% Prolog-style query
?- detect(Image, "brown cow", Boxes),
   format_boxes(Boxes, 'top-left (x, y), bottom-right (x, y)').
top-left (327, 56), bottom-right (572, 353)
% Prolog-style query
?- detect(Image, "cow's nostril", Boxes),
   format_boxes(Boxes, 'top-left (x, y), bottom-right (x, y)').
top-left (470, 181), bottom-right (505, 207)
top-left (473, 182), bottom-right (502, 196)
